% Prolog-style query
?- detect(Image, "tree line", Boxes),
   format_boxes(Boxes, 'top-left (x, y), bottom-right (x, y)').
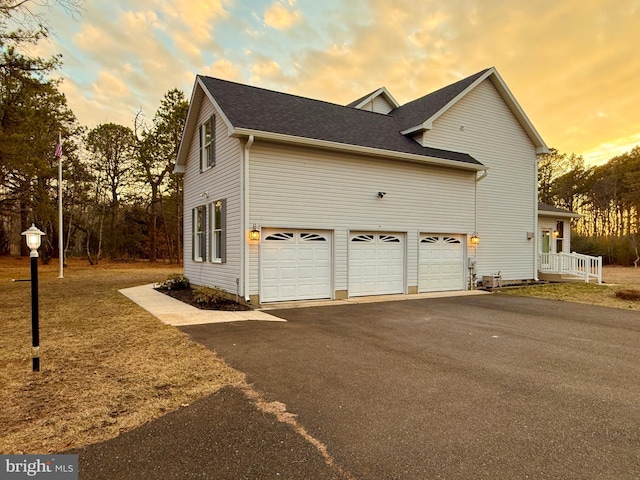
top-left (0, 0), bottom-right (188, 263)
top-left (539, 146), bottom-right (640, 266)
top-left (2, 2), bottom-right (637, 266)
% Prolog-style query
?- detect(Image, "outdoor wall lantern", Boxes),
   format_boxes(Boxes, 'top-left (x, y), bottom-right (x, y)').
top-left (470, 231), bottom-right (480, 245)
top-left (21, 224), bottom-right (45, 372)
top-left (552, 230), bottom-right (559, 238)
top-left (249, 224), bottom-right (260, 241)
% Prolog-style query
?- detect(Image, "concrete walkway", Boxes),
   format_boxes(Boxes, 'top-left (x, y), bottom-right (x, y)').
top-left (119, 284), bottom-right (285, 326)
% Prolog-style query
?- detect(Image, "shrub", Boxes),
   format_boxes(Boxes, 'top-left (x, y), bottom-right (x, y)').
top-left (158, 273), bottom-right (189, 290)
top-left (193, 285), bottom-right (226, 305)
top-left (614, 289), bottom-right (640, 301)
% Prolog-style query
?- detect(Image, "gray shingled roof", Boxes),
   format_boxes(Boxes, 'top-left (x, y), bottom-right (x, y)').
top-left (538, 203), bottom-right (582, 218)
top-left (392, 68), bottom-right (491, 130)
top-left (198, 73), bottom-right (487, 166)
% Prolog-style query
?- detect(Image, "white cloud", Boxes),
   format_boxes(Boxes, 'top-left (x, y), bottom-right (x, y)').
top-left (264, 1), bottom-right (302, 30)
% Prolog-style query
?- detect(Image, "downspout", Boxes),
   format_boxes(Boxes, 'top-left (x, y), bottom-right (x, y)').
top-left (533, 157), bottom-right (539, 281)
top-left (242, 135), bottom-right (255, 302)
top-left (471, 169), bottom-right (488, 289)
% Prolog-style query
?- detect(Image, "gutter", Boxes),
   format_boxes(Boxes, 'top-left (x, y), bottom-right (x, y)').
top-left (231, 127), bottom-right (487, 172)
top-left (533, 157), bottom-right (539, 281)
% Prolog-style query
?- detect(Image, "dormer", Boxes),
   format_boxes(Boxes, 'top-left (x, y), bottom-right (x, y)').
top-left (347, 87), bottom-right (399, 115)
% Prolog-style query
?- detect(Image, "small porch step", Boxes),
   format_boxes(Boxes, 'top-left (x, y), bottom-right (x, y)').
top-left (538, 272), bottom-right (600, 284)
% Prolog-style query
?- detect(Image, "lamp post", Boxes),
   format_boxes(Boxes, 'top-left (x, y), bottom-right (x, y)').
top-left (21, 224), bottom-right (45, 372)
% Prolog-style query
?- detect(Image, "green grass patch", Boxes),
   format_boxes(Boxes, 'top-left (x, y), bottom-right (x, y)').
top-left (497, 282), bottom-right (640, 311)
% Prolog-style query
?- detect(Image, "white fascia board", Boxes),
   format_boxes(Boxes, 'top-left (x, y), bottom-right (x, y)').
top-left (538, 210), bottom-right (582, 219)
top-left (231, 127), bottom-right (488, 172)
top-left (174, 77), bottom-right (203, 172)
top-left (198, 77), bottom-right (235, 133)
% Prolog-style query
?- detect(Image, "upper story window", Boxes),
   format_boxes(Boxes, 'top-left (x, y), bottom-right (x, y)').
top-left (199, 115), bottom-right (215, 172)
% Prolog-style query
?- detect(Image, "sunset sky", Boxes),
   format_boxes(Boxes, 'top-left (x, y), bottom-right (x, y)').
top-left (31, 0), bottom-right (640, 165)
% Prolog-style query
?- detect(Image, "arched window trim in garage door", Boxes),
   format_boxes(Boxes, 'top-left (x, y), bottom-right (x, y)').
top-left (301, 232), bottom-right (328, 242)
top-left (264, 232), bottom-right (294, 241)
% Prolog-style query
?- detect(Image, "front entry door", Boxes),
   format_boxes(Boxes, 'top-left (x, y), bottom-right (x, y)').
top-left (541, 229), bottom-right (551, 253)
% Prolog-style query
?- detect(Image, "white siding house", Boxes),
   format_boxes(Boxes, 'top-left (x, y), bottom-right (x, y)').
top-left (175, 67), bottom-right (587, 304)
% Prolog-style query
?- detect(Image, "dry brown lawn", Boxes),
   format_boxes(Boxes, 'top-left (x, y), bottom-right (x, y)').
top-left (499, 265), bottom-right (640, 311)
top-left (0, 257), bottom-right (243, 454)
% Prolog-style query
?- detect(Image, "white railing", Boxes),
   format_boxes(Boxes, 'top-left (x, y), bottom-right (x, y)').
top-left (539, 252), bottom-right (603, 284)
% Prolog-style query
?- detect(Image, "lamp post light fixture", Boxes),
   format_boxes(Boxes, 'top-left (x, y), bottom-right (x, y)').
top-left (21, 224), bottom-right (45, 372)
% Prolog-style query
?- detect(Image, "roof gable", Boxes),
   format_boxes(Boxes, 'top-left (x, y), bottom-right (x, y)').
top-left (347, 86), bottom-right (400, 114)
top-left (396, 67), bottom-right (549, 154)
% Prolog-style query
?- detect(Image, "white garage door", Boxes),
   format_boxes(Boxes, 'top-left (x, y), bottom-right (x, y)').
top-left (261, 230), bottom-right (332, 302)
top-left (419, 234), bottom-right (465, 292)
top-left (349, 232), bottom-right (404, 297)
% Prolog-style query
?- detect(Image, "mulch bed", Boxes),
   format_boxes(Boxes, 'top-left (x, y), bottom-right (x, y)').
top-left (157, 287), bottom-right (252, 311)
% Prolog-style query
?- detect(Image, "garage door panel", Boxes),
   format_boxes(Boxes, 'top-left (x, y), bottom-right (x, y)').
top-left (261, 229), bottom-right (332, 302)
top-left (349, 233), bottom-right (404, 297)
top-left (419, 234), bottom-right (464, 293)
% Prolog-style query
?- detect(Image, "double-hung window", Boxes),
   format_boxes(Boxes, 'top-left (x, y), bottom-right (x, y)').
top-left (199, 115), bottom-right (215, 172)
top-left (193, 205), bottom-right (207, 262)
top-left (192, 200), bottom-right (226, 264)
top-left (210, 199), bottom-right (226, 263)
top-left (555, 220), bottom-right (564, 253)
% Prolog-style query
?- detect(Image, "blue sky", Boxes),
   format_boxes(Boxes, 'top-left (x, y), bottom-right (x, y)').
top-left (32, 0), bottom-right (640, 164)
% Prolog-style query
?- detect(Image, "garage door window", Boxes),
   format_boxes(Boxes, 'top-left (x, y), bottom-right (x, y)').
top-left (301, 233), bottom-right (327, 242)
top-left (351, 234), bottom-right (374, 242)
top-left (264, 232), bottom-right (294, 241)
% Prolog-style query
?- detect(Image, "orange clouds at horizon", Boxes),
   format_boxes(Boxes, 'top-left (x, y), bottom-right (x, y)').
top-left (34, 0), bottom-right (639, 166)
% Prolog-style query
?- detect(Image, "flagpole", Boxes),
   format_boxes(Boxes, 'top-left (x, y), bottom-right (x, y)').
top-left (57, 132), bottom-right (64, 279)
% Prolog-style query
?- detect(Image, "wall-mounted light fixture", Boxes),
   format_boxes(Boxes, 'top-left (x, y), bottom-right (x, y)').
top-left (249, 224), bottom-right (260, 241)
top-left (377, 191), bottom-right (386, 198)
top-left (470, 231), bottom-right (480, 245)
top-left (552, 230), bottom-right (559, 238)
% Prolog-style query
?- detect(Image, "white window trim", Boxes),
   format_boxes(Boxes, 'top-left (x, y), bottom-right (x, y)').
top-left (199, 115), bottom-right (215, 172)
top-left (193, 205), bottom-right (206, 262)
top-left (209, 199), bottom-right (226, 264)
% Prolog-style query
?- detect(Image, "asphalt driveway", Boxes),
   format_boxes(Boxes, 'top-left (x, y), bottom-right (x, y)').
top-left (182, 294), bottom-right (640, 480)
